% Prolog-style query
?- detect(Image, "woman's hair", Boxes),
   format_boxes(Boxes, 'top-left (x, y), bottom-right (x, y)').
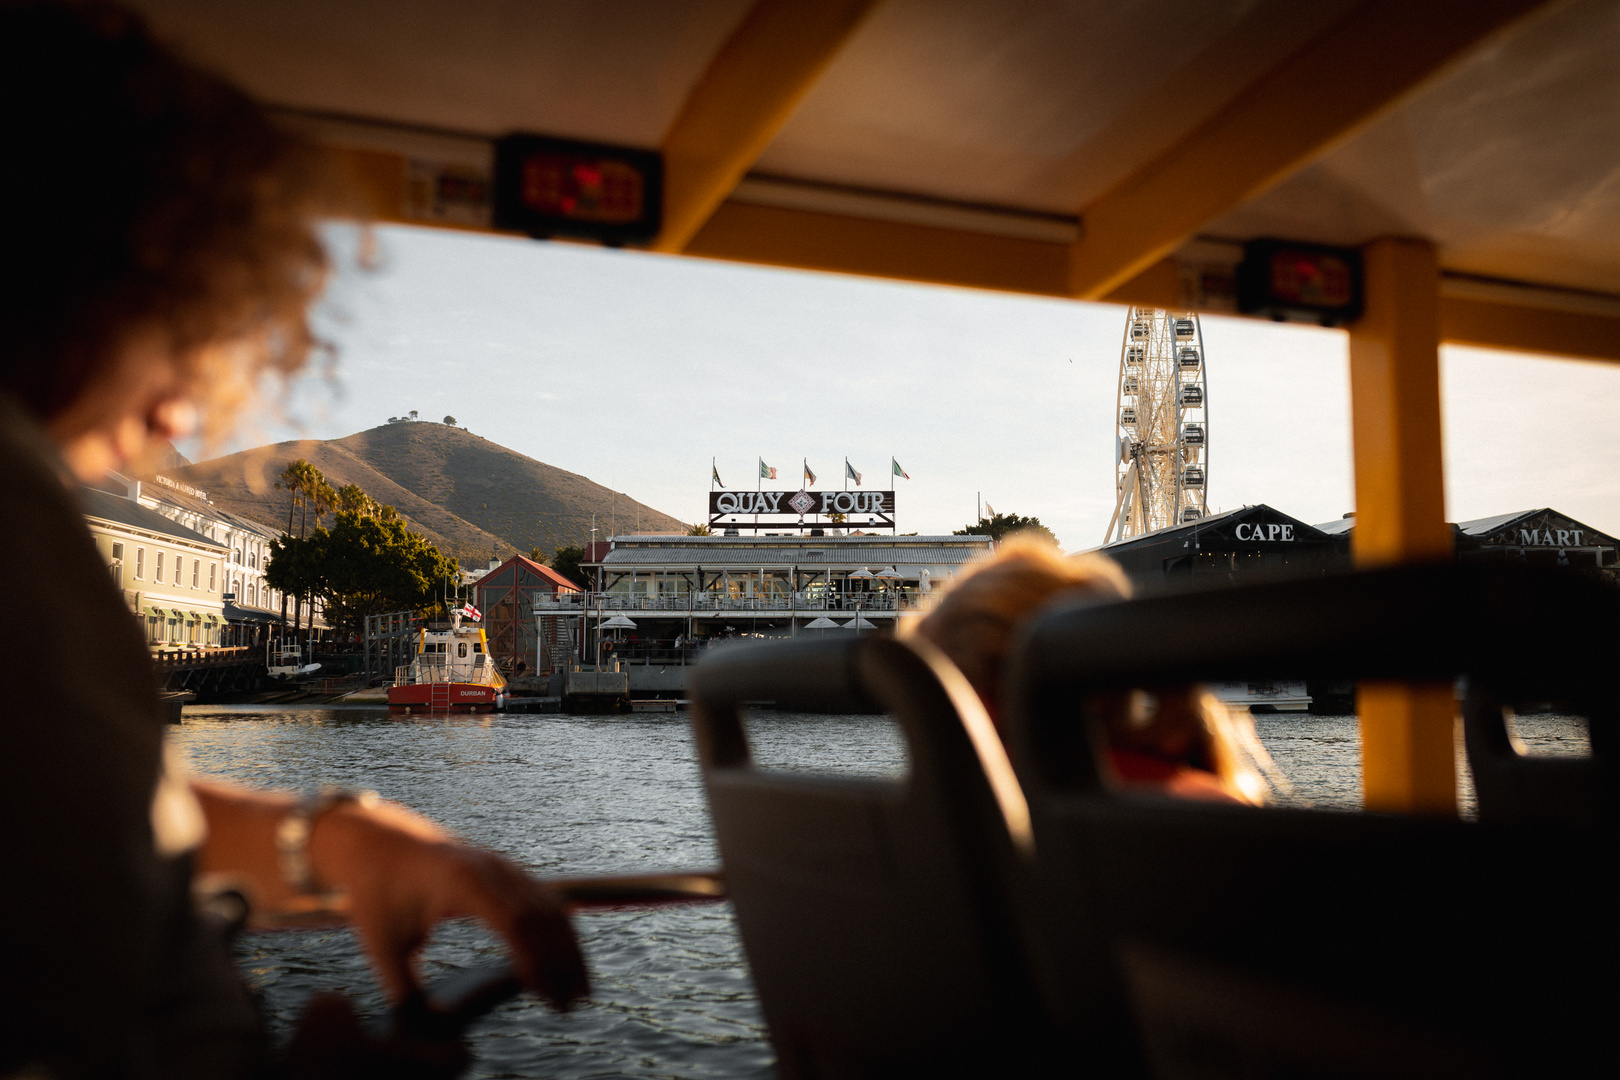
top-left (907, 535), bottom-right (1131, 716)
top-left (908, 535), bottom-right (1278, 804)
top-left (0, 0), bottom-right (336, 436)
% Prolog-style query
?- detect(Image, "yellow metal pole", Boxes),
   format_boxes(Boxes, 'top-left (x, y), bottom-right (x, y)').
top-left (1347, 237), bottom-right (1456, 815)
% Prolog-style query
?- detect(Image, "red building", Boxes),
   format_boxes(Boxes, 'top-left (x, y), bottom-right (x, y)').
top-left (474, 555), bottom-right (580, 676)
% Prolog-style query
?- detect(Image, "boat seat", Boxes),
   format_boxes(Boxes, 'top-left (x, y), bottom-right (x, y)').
top-left (1461, 686), bottom-right (1607, 825)
top-left (1003, 561), bottom-right (1616, 1079)
top-left (687, 635), bottom-right (1069, 1079)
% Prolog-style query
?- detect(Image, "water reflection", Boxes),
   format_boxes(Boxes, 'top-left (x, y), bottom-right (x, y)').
top-left (177, 705), bottom-right (1589, 1077)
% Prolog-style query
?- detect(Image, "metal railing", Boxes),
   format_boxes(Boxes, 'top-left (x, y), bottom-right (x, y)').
top-left (393, 660), bottom-right (500, 687)
top-left (533, 591), bottom-right (939, 614)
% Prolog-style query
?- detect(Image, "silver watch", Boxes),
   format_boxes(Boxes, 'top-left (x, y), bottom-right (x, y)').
top-left (274, 787), bottom-right (378, 897)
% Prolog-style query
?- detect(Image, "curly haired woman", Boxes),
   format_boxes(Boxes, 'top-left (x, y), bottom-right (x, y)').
top-left (0, 4), bottom-right (586, 1076)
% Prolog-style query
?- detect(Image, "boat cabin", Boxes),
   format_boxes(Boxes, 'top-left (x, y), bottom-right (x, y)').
top-left (116, 0), bottom-right (1620, 1072)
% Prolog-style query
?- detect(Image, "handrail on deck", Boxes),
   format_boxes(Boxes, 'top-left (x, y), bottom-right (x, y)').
top-left (532, 591), bottom-right (938, 614)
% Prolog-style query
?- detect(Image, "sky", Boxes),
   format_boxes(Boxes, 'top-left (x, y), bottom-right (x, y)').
top-left (226, 223), bottom-right (1620, 550)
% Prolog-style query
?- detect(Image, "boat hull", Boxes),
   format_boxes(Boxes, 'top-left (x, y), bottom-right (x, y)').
top-left (387, 683), bottom-right (502, 713)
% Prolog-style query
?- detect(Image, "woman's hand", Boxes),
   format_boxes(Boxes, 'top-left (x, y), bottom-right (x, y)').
top-left (191, 781), bottom-right (590, 1010)
top-left (310, 799), bottom-right (590, 1007)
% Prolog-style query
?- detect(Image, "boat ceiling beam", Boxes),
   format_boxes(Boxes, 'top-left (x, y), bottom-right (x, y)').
top-left (652, 0), bottom-right (878, 254)
top-left (1064, 0), bottom-right (1551, 301)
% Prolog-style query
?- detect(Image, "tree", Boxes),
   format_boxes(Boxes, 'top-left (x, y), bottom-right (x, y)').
top-left (267, 511), bottom-right (460, 637)
top-left (274, 459), bottom-right (324, 633)
top-left (408, 410), bottom-right (419, 420)
top-left (550, 544), bottom-right (588, 589)
top-left (527, 547), bottom-right (550, 566)
top-left (275, 459), bottom-right (322, 536)
top-left (443, 415), bottom-right (457, 425)
top-left (954, 512), bottom-right (1059, 547)
top-left (336, 482), bottom-right (379, 518)
top-left (686, 522), bottom-right (713, 536)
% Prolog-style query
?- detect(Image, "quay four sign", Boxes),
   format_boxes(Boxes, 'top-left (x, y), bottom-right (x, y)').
top-left (709, 489), bottom-right (895, 531)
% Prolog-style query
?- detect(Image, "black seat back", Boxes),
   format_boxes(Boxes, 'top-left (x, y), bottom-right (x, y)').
top-left (688, 635), bottom-right (1057, 1078)
top-left (1003, 562), bottom-right (1617, 1079)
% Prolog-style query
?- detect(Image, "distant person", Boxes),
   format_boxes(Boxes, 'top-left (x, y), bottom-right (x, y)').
top-left (0, 3), bottom-right (586, 1076)
top-left (906, 537), bottom-right (1275, 804)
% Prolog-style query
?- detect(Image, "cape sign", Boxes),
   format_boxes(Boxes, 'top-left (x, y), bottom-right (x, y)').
top-left (709, 489), bottom-right (895, 532)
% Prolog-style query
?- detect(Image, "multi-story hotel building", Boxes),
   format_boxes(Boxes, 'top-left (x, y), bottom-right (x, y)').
top-left (82, 487), bottom-right (229, 649)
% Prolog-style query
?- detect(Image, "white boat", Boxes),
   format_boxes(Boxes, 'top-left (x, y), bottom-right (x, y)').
top-left (267, 641), bottom-right (321, 681)
top-left (389, 611), bottom-right (507, 713)
top-left (1208, 679), bottom-right (1312, 712)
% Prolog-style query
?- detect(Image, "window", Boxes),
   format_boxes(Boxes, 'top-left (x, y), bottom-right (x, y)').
top-left (209, 563), bottom-right (216, 591)
top-left (155, 551), bottom-right (164, 583)
top-left (192, 559), bottom-right (200, 588)
top-left (249, 551), bottom-right (256, 569)
top-left (458, 642), bottom-right (468, 658)
top-left (135, 547), bottom-right (145, 579)
top-left (111, 542), bottom-right (123, 561)
top-left (248, 584), bottom-right (256, 606)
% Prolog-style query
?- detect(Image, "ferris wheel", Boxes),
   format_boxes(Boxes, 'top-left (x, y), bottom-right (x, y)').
top-left (1103, 307), bottom-right (1208, 542)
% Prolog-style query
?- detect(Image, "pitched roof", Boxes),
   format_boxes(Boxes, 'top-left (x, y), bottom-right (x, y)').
top-left (476, 553), bottom-right (581, 592)
top-left (1095, 504), bottom-right (1332, 554)
top-left (79, 487), bottom-right (226, 549)
top-left (1453, 508), bottom-right (1549, 538)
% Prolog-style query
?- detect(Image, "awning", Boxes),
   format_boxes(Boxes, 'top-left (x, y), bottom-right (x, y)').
top-left (222, 603), bottom-right (284, 624)
top-left (187, 611), bottom-right (202, 622)
top-left (169, 609), bottom-right (187, 619)
top-left (144, 605), bottom-right (166, 618)
top-left (203, 613), bottom-right (220, 624)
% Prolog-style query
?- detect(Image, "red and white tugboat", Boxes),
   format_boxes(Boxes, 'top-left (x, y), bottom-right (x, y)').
top-left (387, 604), bottom-right (507, 713)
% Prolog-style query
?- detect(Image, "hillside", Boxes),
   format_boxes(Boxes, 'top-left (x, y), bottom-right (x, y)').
top-left (165, 421), bottom-right (686, 563)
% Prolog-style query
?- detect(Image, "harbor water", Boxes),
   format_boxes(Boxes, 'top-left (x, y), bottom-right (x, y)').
top-left (174, 706), bottom-right (1590, 1079)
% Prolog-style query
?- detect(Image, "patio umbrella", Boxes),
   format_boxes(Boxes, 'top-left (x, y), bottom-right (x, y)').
top-left (600, 614), bottom-right (638, 629)
top-left (847, 567), bottom-right (875, 579)
top-left (803, 616), bottom-right (841, 630)
top-left (844, 616), bottom-right (878, 631)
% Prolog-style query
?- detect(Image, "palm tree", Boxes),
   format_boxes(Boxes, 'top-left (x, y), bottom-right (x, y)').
top-left (274, 461), bottom-right (312, 633)
top-left (336, 482), bottom-right (377, 518)
top-left (273, 459), bottom-right (330, 639)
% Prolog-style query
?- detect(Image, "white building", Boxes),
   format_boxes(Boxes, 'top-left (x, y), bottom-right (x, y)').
top-left (97, 473), bottom-right (327, 637)
top-left (82, 486), bottom-right (229, 649)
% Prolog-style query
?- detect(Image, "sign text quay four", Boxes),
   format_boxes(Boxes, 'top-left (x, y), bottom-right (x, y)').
top-left (709, 489), bottom-right (896, 531)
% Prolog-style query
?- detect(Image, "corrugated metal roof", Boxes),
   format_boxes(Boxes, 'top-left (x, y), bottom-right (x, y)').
top-left (600, 535), bottom-right (991, 568)
top-left (1453, 509), bottom-right (1545, 537)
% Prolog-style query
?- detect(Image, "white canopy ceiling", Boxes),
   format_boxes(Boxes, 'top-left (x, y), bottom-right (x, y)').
top-left (126, 0), bottom-right (1620, 355)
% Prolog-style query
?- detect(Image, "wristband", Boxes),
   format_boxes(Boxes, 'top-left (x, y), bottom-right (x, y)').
top-left (275, 788), bottom-right (378, 898)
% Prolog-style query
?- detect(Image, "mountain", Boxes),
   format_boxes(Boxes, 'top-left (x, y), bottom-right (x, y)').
top-left (163, 421), bottom-right (687, 563)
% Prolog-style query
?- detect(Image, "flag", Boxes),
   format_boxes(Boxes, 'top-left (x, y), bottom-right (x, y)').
top-left (892, 457), bottom-right (910, 480)
top-left (984, 502), bottom-right (996, 518)
top-left (712, 460), bottom-right (723, 488)
top-left (460, 603), bottom-right (481, 621)
top-left (759, 458), bottom-right (777, 480)
top-left (804, 459), bottom-right (817, 485)
top-left (846, 458), bottom-right (862, 486)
